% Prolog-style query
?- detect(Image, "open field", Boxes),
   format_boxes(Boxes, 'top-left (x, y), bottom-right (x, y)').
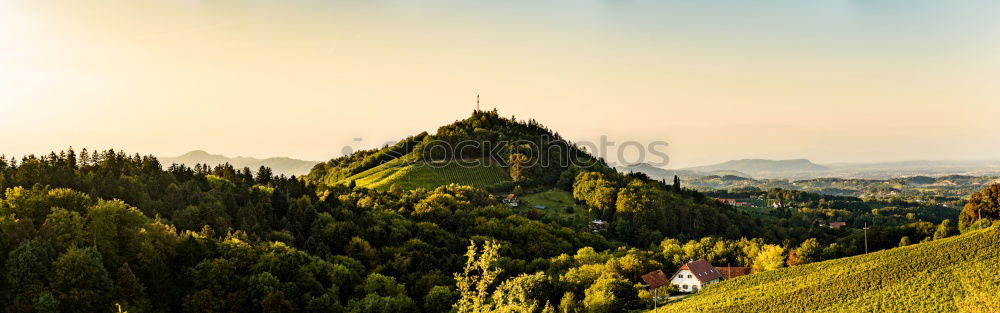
top-left (342, 158), bottom-right (511, 190)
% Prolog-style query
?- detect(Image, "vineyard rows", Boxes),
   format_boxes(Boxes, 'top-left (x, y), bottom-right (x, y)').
top-left (657, 227), bottom-right (1000, 313)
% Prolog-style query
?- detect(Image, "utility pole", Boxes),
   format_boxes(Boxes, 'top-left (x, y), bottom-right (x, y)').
top-left (977, 208), bottom-right (982, 230)
top-left (476, 94), bottom-right (480, 111)
top-left (863, 223), bottom-right (869, 254)
top-left (653, 287), bottom-right (657, 309)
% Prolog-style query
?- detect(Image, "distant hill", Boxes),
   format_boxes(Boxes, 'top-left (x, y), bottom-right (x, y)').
top-left (657, 226), bottom-right (1000, 313)
top-left (615, 163), bottom-right (706, 180)
top-left (824, 160), bottom-right (1000, 179)
top-left (827, 159), bottom-right (1000, 170)
top-left (159, 150), bottom-right (319, 176)
top-left (616, 163), bottom-right (751, 181)
top-left (684, 159), bottom-right (829, 178)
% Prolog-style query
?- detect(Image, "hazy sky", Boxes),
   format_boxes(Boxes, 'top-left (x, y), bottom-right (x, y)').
top-left (2, 0), bottom-right (999, 168)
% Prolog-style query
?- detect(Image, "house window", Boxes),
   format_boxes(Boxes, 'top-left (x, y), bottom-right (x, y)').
top-left (682, 285), bottom-right (688, 289)
top-left (678, 275), bottom-right (683, 279)
top-left (687, 275), bottom-right (692, 278)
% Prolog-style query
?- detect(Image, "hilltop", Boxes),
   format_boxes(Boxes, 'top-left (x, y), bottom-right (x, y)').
top-left (306, 110), bottom-right (602, 191)
top-left (656, 226), bottom-right (1000, 313)
top-left (160, 150), bottom-right (319, 176)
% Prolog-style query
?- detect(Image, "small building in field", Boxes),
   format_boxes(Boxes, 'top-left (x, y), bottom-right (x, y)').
top-left (534, 205), bottom-right (546, 210)
top-left (641, 270), bottom-right (671, 301)
top-left (669, 259), bottom-right (723, 293)
top-left (715, 266), bottom-right (751, 280)
top-left (590, 220), bottom-right (608, 232)
top-left (814, 220), bottom-right (847, 229)
top-left (717, 198), bottom-right (737, 206)
top-left (503, 194), bottom-right (519, 207)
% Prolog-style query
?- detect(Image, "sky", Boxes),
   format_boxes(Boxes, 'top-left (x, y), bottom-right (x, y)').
top-left (1, 0), bottom-right (999, 168)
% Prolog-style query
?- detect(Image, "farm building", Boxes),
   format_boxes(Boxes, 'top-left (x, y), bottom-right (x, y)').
top-left (590, 220), bottom-right (608, 232)
top-left (715, 266), bottom-right (751, 280)
top-left (502, 194), bottom-right (519, 207)
top-left (670, 259), bottom-right (723, 292)
top-left (814, 220), bottom-right (848, 229)
top-left (641, 270), bottom-right (671, 301)
top-left (717, 198), bottom-right (737, 206)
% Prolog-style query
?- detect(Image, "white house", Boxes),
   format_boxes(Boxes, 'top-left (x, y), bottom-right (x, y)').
top-left (669, 259), bottom-right (723, 292)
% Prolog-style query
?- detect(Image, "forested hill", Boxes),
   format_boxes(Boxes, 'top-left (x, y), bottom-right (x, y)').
top-left (305, 110), bottom-right (602, 191)
top-left (656, 225), bottom-right (1000, 313)
top-left (303, 110), bottom-right (768, 244)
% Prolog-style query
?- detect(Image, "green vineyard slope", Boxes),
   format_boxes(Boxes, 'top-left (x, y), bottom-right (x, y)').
top-left (656, 226), bottom-right (1000, 313)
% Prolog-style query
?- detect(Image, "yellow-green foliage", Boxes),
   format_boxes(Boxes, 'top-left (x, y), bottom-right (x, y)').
top-left (340, 159), bottom-right (510, 190)
top-left (656, 227), bottom-right (1000, 313)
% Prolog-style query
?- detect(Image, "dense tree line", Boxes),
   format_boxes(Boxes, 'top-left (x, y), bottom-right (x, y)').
top-left (0, 148), bottom-right (618, 313)
top-left (959, 183), bottom-right (1000, 230)
top-left (571, 170), bottom-right (760, 245)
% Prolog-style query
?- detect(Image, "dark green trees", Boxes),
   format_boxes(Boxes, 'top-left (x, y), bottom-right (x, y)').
top-left (50, 247), bottom-right (113, 313)
top-left (960, 183), bottom-right (999, 230)
top-left (934, 219), bottom-right (959, 240)
top-left (4, 239), bottom-right (55, 312)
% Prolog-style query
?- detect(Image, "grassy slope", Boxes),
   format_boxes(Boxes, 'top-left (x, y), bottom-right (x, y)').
top-left (340, 157), bottom-right (511, 190)
top-left (518, 189), bottom-right (591, 225)
top-left (519, 189), bottom-right (576, 210)
top-left (656, 227), bottom-right (1000, 313)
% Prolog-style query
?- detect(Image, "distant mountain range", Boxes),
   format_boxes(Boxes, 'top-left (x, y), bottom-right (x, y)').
top-left (619, 159), bottom-right (1000, 180)
top-left (616, 163), bottom-right (749, 181)
top-left (159, 150), bottom-right (319, 176)
top-left (685, 159), bottom-right (829, 176)
top-left (158, 149), bottom-right (1000, 180)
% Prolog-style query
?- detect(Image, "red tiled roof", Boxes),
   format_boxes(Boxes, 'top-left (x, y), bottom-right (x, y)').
top-left (641, 270), bottom-right (670, 289)
top-left (715, 266), bottom-right (751, 280)
top-left (678, 259), bottom-right (724, 283)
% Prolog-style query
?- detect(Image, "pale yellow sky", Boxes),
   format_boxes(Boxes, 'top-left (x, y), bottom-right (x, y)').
top-left (2, 0), bottom-right (999, 168)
